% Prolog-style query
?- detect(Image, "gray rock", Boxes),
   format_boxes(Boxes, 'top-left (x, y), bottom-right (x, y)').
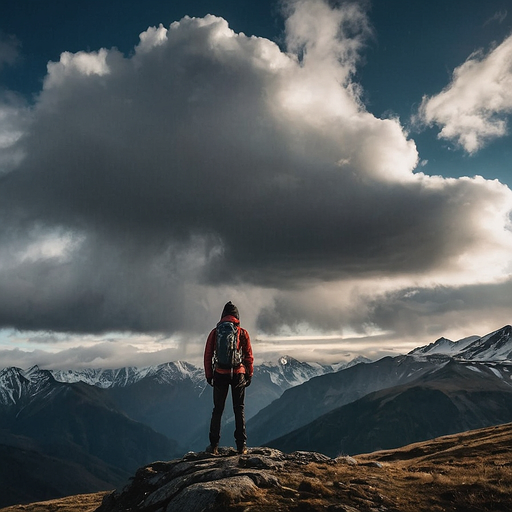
top-left (238, 454), bottom-right (285, 470)
top-left (289, 450), bottom-right (332, 463)
top-left (335, 455), bottom-right (358, 466)
top-left (165, 476), bottom-right (257, 512)
top-left (237, 469), bottom-right (281, 488)
top-left (361, 461), bottom-right (384, 468)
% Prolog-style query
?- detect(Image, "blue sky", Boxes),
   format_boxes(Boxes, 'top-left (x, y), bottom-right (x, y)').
top-left (0, 0), bottom-right (511, 369)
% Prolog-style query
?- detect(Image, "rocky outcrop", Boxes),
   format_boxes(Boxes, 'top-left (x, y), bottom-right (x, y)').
top-left (97, 447), bottom-right (358, 512)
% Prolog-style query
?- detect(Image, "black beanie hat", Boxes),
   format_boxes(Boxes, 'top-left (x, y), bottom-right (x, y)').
top-left (221, 301), bottom-right (239, 320)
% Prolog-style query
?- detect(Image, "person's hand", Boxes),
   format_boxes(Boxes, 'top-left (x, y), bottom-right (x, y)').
top-left (245, 376), bottom-right (252, 387)
top-left (207, 377), bottom-right (214, 387)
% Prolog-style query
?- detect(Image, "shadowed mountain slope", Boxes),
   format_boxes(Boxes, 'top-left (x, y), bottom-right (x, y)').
top-left (0, 374), bottom-right (180, 508)
top-left (267, 360), bottom-right (512, 457)
top-left (249, 325), bottom-right (512, 447)
top-left (0, 440), bottom-right (124, 509)
top-left (247, 355), bottom-right (441, 445)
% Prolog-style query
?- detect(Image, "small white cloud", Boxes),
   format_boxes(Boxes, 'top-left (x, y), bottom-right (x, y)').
top-left (418, 34), bottom-right (512, 154)
top-left (484, 10), bottom-right (508, 26)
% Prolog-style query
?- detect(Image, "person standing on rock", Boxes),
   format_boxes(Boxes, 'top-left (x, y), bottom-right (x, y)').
top-left (204, 301), bottom-right (254, 455)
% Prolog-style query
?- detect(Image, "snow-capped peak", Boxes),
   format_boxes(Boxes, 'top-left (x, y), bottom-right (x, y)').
top-left (458, 325), bottom-right (512, 361)
top-left (0, 365), bottom-right (55, 406)
top-left (409, 325), bottom-right (512, 362)
top-left (409, 335), bottom-right (479, 356)
top-left (51, 361), bottom-right (203, 388)
top-left (257, 355), bottom-right (335, 389)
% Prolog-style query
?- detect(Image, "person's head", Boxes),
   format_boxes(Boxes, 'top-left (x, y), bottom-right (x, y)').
top-left (221, 301), bottom-right (239, 320)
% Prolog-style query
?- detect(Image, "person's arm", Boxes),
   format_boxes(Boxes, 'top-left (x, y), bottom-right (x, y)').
top-left (204, 329), bottom-right (216, 383)
top-left (240, 328), bottom-right (254, 377)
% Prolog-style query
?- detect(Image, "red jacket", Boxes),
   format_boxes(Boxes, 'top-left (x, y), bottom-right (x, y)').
top-left (204, 315), bottom-right (254, 381)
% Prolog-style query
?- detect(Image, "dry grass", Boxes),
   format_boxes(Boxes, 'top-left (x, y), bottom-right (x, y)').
top-left (0, 493), bottom-right (109, 512)
top-left (231, 456), bottom-right (512, 511)
top-left (233, 423), bottom-right (512, 511)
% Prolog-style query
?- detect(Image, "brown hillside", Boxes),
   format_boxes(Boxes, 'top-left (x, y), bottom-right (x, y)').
top-left (2, 422), bottom-right (512, 512)
top-left (0, 493), bottom-right (110, 512)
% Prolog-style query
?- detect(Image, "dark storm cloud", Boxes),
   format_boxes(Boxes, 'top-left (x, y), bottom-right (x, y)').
top-left (0, 1), bottom-right (511, 338)
top-left (366, 277), bottom-right (512, 338)
top-left (257, 276), bottom-right (512, 338)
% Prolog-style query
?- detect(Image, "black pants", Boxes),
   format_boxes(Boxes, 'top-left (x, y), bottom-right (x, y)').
top-left (209, 371), bottom-right (247, 448)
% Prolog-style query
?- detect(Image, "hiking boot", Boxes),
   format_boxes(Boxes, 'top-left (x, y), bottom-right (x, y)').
top-left (237, 444), bottom-right (248, 455)
top-left (206, 444), bottom-right (219, 455)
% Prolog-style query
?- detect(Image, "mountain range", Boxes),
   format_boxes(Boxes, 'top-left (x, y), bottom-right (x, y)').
top-left (264, 325), bottom-right (512, 455)
top-left (0, 324), bottom-right (511, 507)
top-left (0, 356), bottom-right (344, 451)
top-left (0, 355), bottom-right (345, 507)
top-left (268, 358), bottom-right (512, 456)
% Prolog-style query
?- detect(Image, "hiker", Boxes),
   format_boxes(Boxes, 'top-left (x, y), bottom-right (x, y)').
top-left (204, 301), bottom-right (254, 455)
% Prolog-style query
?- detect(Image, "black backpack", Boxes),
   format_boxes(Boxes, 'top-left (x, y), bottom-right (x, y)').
top-left (215, 321), bottom-right (242, 369)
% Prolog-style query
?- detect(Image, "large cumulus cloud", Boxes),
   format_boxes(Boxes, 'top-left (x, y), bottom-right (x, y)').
top-left (0, 0), bottom-right (511, 353)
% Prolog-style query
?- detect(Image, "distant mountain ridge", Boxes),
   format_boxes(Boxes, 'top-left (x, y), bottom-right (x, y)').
top-left (50, 361), bottom-right (204, 389)
top-left (0, 370), bottom-right (179, 509)
top-left (0, 366), bottom-right (55, 406)
top-left (247, 354), bottom-right (441, 446)
top-left (409, 324), bottom-right (512, 360)
top-left (0, 355), bottom-right (345, 454)
top-left (31, 355), bottom-right (347, 391)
